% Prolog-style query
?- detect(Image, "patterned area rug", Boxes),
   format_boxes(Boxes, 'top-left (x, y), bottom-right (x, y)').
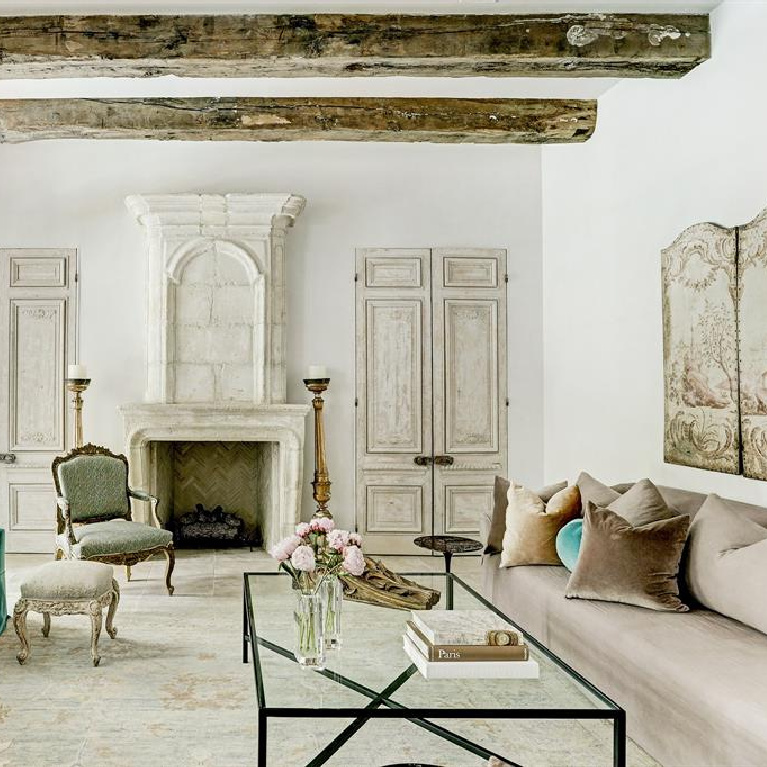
top-left (0, 550), bottom-right (660, 767)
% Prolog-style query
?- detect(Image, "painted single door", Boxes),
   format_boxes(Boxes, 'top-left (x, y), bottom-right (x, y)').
top-left (0, 249), bottom-right (78, 553)
top-left (355, 249), bottom-right (433, 554)
top-left (431, 248), bottom-right (508, 540)
top-left (356, 247), bottom-right (507, 554)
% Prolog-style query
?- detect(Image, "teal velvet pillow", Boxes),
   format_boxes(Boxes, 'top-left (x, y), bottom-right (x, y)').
top-left (556, 519), bottom-right (583, 571)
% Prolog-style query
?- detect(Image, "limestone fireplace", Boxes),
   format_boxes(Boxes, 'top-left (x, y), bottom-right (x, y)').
top-left (120, 194), bottom-right (309, 549)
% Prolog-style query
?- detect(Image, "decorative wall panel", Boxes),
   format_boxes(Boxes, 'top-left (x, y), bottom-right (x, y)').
top-left (663, 206), bottom-right (767, 480)
top-left (738, 209), bottom-right (767, 480)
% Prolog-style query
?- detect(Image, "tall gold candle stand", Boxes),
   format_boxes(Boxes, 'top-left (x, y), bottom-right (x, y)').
top-left (302, 377), bottom-right (332, 519)
top-left (65, 378), bottom-right (91, 449)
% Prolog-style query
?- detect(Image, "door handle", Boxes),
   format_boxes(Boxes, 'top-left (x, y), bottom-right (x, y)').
top-left (0, 453), bottom-right (16, 464)
top-left (414, 456), bottom-right (433, 466)
top-left (434, 455), bottom-right (454, 466)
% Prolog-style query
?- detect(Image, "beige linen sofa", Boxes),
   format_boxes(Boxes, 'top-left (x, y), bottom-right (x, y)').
top-left (481, 484), bottom-right (767, 767)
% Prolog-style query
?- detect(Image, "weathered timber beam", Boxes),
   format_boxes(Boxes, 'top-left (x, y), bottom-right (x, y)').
top-left (0, 14), bottom-right (710, 79)
top-left (0, 97), bottom-right (597, 144)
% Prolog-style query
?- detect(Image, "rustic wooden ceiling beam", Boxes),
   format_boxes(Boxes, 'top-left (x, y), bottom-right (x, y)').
top-left (0, 14), bottom-right (709, 79)
top-left (0, 97), bottom-right (597, 144)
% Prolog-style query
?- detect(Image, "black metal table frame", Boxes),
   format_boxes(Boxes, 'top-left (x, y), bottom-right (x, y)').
top-left (243, 571), bottom-right (626, 767)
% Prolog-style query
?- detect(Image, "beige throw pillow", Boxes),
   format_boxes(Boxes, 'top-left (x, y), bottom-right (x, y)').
top-left (485, 477), bottom-right (567, 554)
top-left (576, 472), bottom-right (621, 512)
top-left (565, 505), bottom-right (690, 612)
top-left (500, 483), bottom-right (580, 567)
top-left (607, 478), bottom-right (677, 528)
top-left (686, 494), bottom-right (767, 635)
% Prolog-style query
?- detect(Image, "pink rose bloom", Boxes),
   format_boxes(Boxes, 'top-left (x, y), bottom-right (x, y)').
top-left (295, 522), bottom-right (311, 538)
top-left (342, 545), bottom-right (365, 576)
top-left (290, 545), bottom-right (316, 573)
top-left (347, 533), bottom-right (363, 547)
top-left (327, 529), bottom-right (349, 551)
top-left (317, 517), bottom-right (335, 533)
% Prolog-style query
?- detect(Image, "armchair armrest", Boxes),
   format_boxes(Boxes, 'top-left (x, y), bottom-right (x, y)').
top-left (56, 496), bottom-right (77, 546)
top-left (129, 489), bottom-right (157, 503)
top-left (129, 489), bottom-right (161, 527)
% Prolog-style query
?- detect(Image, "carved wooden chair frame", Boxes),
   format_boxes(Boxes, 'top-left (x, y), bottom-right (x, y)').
top-left (51, 442), bottom-right (175, 595)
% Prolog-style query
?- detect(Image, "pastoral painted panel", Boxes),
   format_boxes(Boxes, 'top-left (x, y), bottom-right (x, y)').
top-left (662, 223), bottom-right (739, 474)
top-left (738, 209), bottom-right (767, 480)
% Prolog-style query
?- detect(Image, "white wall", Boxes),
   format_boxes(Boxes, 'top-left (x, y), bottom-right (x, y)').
top-left (0, 139), bottom-right (543, 530)
top-left (541, 0), bottom-right (767, 505)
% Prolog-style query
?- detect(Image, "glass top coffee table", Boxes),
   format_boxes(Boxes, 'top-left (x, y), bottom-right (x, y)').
top-left (244, 572), bottom-right (626, 767)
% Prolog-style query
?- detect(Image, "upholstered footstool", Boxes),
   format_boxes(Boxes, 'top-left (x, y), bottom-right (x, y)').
top-left (13, 560), bottom-right (119, 666)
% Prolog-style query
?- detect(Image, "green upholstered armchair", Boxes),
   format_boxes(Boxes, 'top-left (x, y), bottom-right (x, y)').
top-left (52, 443), bottom-right (175, 595)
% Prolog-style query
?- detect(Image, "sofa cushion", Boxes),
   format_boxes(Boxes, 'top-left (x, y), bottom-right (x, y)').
top-left (485, 476), bottom-right (567, 554)
top-left (57, 454), bottom-right (131, 523)
top-left (482, 555), bottom-right (767, 767)
top-left (566, 505), bottom-right (690, 612)
top-left (500, 483), bottom-right (580, 567)
top-left (607, 478), bottom-right (677, 527)
top-left (686, 494), bottom-right (767, 635)
top-left (59, 519), bottom-right (173, 559)
top-left (555, 519), bottom-right (582, 571)
top-left (21, 560), bottom-right (114, 600)
top-left (576, 472), bottom-right (621, 511)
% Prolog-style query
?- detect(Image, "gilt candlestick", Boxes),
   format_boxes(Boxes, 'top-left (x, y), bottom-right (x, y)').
top-left (65, 378), bottom-right (91, 449)
top-left (303, 377), bottom-right (332, 519)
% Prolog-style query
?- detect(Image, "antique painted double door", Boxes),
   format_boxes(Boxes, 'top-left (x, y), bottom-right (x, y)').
top-left (356, 248), bottom-right (508, 555)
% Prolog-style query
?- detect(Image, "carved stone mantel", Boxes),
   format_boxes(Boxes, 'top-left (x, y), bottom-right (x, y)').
top-left (120, 403), bottom-right (309, 549)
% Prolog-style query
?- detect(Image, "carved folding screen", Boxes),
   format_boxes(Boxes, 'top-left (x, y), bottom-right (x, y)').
top-left (662, 208), bottom-right (767, 480)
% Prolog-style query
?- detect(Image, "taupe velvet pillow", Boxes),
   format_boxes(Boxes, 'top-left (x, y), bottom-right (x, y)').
top-left (484, 476), bottom-right (567, 554)
top-left (607, 478), bottom-right (677, 528)
top-left (500, 483), bottom-right (580, 567)
top-left (576, 472), bottom-right (621, 512)
top-left (686, 494), bottom-right (767, 634)
top-left (566, 505), bottom-right (690, 612)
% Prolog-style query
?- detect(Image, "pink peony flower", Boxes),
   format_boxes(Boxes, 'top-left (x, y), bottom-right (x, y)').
top-left (309, 518), bottom-right (321, 531)
top-left (347, 533), bottom-right (363, 547)
top-left (295, 522), bottom-right (311, 538)
top-left (317, 517), bottom-right (335, 533)
top-left (342, 545), bottom-right (365, 576)
top-left (327, 529), bottom-right (349, 552)
top-left (269, 535), bottom-right (302, 563)
top-left (290, 545), bottom-right (316, 573)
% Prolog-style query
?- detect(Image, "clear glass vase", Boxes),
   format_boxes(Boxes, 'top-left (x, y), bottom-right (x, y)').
top-left (321, 574), bottom-right (344, 650)
top-left (294, 589), bottom-right (325, 670)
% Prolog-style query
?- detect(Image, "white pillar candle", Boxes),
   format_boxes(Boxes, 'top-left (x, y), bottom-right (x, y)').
top-left (307, 365), bottom-right (328, 379)
top-left (67, 364), bottom-right (88, 379)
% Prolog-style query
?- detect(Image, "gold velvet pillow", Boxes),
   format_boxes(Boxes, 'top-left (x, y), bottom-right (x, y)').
top-left (565, 505), bottom-right (690, 612)
top-left (485, 477), bottom-right (567, 554)
top-left (499, 483), bottom-right (581, 567)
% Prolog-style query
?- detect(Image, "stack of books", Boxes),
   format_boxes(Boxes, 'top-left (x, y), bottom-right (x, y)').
top-left (402, 609), bottom-right (539, 680)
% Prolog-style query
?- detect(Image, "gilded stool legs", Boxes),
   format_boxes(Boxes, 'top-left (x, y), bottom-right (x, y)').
top-left (13, 600), bottom-right (30, 665)
top-left (106, 580), bottom-right (119, 639)
top-left (12, 584), bottom-right (119, 666)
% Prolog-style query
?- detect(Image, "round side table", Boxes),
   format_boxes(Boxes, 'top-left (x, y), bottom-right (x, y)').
top-left (413, 534), bottom-right (482, 609)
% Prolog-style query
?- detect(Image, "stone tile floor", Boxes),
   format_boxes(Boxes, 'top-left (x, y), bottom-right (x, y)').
top-left (0, 549), bottom-right (659, 767)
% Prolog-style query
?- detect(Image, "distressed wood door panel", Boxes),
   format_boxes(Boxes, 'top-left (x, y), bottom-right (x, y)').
top-left (0, 249), bottom-right (77, 553)
top-left (356, 249), bottom-right (432, 554)
top-left (432, 248), bottom-right (508, 540)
